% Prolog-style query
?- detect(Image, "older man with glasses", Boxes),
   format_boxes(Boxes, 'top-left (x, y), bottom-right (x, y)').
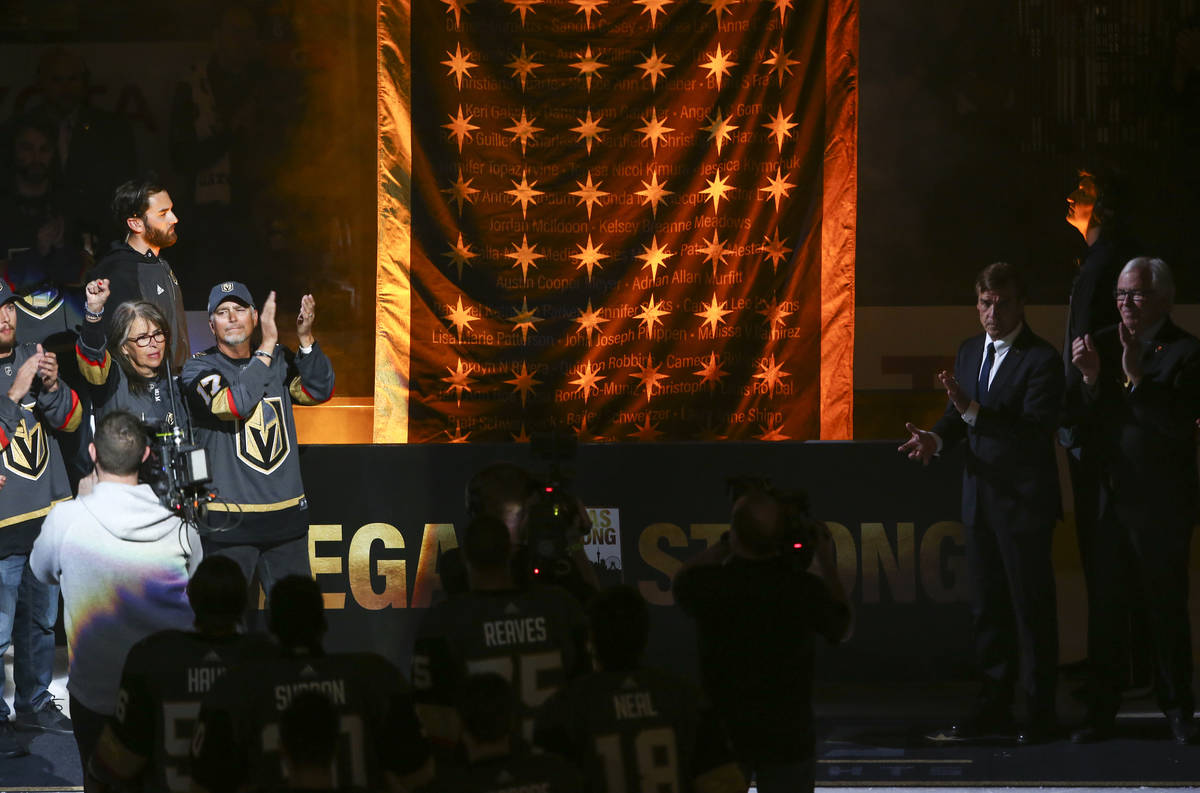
top-left (1069, 257), bottom-right (1200, 744)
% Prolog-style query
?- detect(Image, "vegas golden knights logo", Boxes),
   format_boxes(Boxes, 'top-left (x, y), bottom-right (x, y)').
top-left (236, 396), bottom-right (290, 474)
top-left (3, 418), bottom-right (49, 481)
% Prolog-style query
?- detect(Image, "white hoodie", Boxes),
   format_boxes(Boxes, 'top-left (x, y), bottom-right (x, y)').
top-left (31, 482), bottom-right (202, 714)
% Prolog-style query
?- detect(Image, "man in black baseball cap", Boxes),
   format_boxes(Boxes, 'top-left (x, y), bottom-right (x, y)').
top-left (183, 282), bottom-right (334, 618)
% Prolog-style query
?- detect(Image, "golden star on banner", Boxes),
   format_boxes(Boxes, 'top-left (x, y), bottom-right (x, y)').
top-left (764, 104), bottom-right (797, 152)
top-left (634, 0), bottom-right (673, 27)
top-left (574, 299), bottom-right (608, 344)
top-left (759, 228), bottom-right (793, 273)
top-left (634, 294), bottom-right (668, 335)
top-left (629, 415), bottom-right (663, 442)
top-left (636, 169), bottom-right (673, 216)
top-left (442, 167), bottom-right (479, 216)
top-left (756, 416), bottom-right (791, 441)
top-left (506, 234), bottom-right (544, 282)
top-left (703, 108), bottom-right (738, 155)
top-left (702, 0), bottom-right (740, 19)
top-left (570, 360), bottom-right (606, 403)
top-left (700, 43), bottom-right (736, 89)
top-left (444, 296), bottom-right (479, 340)
top-left (507, 44), bottom-right (543, 92)
top-left (753, 353), bottom-right (790, 397)
top-left (694, 351), bottom-right (729, 390)
top-left (446, 421), bottom-right (471, 443)
top-left (573, 413), bottom-right (607, 443)
top-left (441, 0), bottom-right (474, 29)
top-left (638, 46), bottom-right (674, 90)
top-left (571, 44), bottom-right (607, 92)
top-left (571, 0), bottom-right (608, 29)
top-left (442, 357), bottom-right (476, 406)
top-left (443, 232), bottom-right (477, 280)
top-left (504, 108), bottom-right (542, 156)
top-left (701, 169), bottom-right (734, 214)
top-left (763, 46), bottom-right (800, 87)
top-left (694, 292), bottom-right (732, 335)
top-left (696, 413), bottom-right (729, 441)
top-left (443, 105), bottom-right (479, 153)
top-left (511, 423), bottom-right (531, 443)
top-left (773, 0), bottom-right (794, 24)
top-left (760, 167), bottom-right (795, 212)
top-left (571, 235), bottom-right (609, 280)
top-left (631, 355), bottom-right (669, 401)
top-left (505, 361), bottom-right (542, 406)
top-left (509, 296), bottom-right (542, 343)
top-left (636, 235), bottom-right (673, 280)
top-left (570, 108), bottom-right (608, 155)
top-left (442, 43), bottom-right (477, 90)
top-left (505, 0), bottom-right (542, 26)
top-left (699, 231), bottom-right (729, 277)
top-left (758, 295), bottom-right (792, 331)
top-left (636, 108), bottom-right (674, 155)
top-left (506, 170), bottom-right (544, 218)
top-left (571, 171), bottom-right (609, 219)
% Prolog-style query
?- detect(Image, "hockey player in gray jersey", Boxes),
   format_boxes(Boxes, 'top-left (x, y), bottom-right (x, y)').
top-left (182, 280), bottom-right (333, 596)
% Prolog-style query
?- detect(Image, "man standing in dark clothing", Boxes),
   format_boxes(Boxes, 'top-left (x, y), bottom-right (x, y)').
top-left (673, 489), bottom-right (850, 793)
top-left (90, 179), bottom-right (189, 371)
top-left (1068, 257), bottom-right (1200, 745)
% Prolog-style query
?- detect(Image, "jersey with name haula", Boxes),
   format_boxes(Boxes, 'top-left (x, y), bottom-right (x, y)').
top-left (109, 629), bottom-right (277, 792)
top-left (534, 666), bottom-right (740, 793)
top-left (191, 650), bottom-right (429, 792)
top-left (411, 586), bottom-right (588, 740)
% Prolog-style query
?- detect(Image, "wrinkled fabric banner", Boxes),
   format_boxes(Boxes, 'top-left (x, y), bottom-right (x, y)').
top-left (377, 0), bottom-right (856, 442)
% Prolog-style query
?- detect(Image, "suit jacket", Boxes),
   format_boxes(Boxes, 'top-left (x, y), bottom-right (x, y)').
top-left (1084, 318), bottom-right (1200, 513)
top-left (934, 324), bottom-right (1064, 532)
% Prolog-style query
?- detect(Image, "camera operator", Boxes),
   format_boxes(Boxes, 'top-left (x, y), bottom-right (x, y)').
top-left (30, 409), bottom-right (201, 784)
top-left (440, 462), bottom-right (599, 603)
top-left (182, 281), bottom-right (333, 596)
top-left (672, 486), bottom-right (851, 793)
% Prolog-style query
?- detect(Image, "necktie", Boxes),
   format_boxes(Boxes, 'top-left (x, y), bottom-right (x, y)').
top-left (977, 342), bottom-right (995, 399)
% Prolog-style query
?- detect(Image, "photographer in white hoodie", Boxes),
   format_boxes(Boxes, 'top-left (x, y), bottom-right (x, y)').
top-left (32, 410), bottom-right (201, 788)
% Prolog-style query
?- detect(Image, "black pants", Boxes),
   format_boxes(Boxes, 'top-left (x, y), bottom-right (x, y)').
top-left (69, 694), bottom-right (107, 793)
top-left (966, 516), bottom-right (1059, 718)
top-left (1086, 485), bottom-right (1194, 719)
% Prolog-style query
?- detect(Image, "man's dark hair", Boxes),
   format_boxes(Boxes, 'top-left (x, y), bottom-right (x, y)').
top-left (458, 673), bottom-right (516, 743)
top-left (111, 176), bottom-right (167, 227)
top-left (10, 114), bottom-right (57, 161)
top-left (268, 576), bottom-right (326, 650)
top-left (466, 462), bottom-right (537, 519)
top-left (731, 489), bottom-right (783, 556)
top-left (588, 586), bottom-right (649, 673)
top-left (187, 556), bottom-right (247, 632)
top-left (93, 410), bottom-right (147, 476)
top-left (974, 261), bottom-right (1027, 300)
top-left (279, 690), bottom-right (339, 769)
top-left (1075, 166), bottom-right (1123, 227)
top-left (462, 514), bottom-right (512, 572)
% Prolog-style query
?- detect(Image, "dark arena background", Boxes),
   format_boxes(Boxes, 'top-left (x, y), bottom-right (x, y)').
top-left (2, 0), bottom-right (1200, 789)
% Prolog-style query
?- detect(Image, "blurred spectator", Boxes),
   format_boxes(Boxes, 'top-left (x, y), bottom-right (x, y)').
top-left (411, 514), bottom-right (589, 746)
top-left (89, 555), bottom-right (274, 793)
top-left (535, 586), bottom-right (746, 793)
top-left (190, 576), bottom-right (433, 792)
top-left (420, 674), bottom-right (583, 793)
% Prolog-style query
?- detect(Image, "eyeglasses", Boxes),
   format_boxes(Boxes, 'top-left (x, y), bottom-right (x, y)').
top-left (1113, 289), bottom-right (1153, 304)
top-left (128, 329), bottom-right (166, 347)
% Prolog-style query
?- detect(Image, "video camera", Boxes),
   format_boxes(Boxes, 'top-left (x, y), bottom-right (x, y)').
top-left (142, 420), bottom-right (215, 527)
top-left (726, 475), bottom-right (819, 569)
top-left (525, 432), bottom-right (589, 585)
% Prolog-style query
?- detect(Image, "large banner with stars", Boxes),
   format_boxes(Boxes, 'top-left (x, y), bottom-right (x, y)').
top-left (376, 0), bottom-right (857, 442)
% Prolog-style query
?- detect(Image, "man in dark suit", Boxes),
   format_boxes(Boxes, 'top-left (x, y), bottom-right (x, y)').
top-left (901, 262), bottom-right (1063, 744)
top-left (1068, 256), bottom-right (1200, 745)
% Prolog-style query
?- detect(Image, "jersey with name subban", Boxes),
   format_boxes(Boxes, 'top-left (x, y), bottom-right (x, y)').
top-left (534, 666), bottom-right (742, 793)
top-left (411, 586), bottom-right (588, 740)
top-left (191, 651), bottom-right (429, 792)
top-left (109, 629), bottom-right (277, 793)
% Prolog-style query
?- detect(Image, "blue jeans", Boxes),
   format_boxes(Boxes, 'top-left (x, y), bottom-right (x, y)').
top-left (0, 554), bottom-right (59, 720)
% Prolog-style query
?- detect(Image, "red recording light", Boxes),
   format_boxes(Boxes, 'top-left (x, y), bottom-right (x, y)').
top-left (544, 486), bottom-right (553, 492)
top-left (533, 567), bottom-right (541, 575)
top-left (793, 542), bottom-right (803, 549)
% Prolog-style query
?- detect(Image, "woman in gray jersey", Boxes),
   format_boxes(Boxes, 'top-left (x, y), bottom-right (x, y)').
top-left (75, 279), bottom-right (190, 436)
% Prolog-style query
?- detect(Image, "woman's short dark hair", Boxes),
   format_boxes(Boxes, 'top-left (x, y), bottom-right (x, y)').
top-left (110, 300), bottom-right (170, 387)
